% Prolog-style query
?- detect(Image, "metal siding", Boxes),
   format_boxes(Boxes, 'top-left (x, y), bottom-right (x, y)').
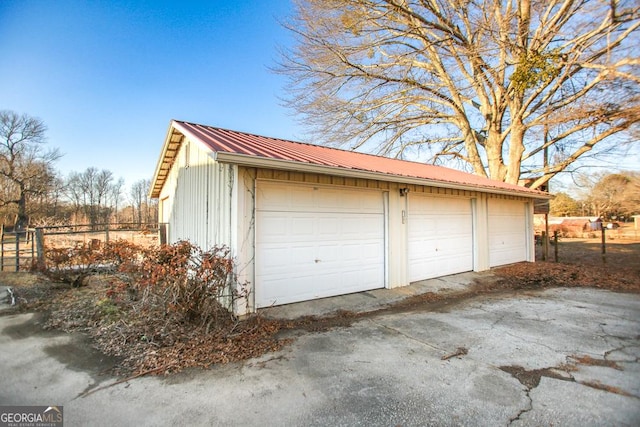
top-left (158, 137), bottom-right (232, 250)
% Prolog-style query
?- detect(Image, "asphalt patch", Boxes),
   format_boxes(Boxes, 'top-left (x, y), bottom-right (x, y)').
top-left (499, 365), bottom-right (574, 389)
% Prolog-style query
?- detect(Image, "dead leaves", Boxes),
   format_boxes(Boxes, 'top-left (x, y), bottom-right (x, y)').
top-left (39, 284), bottom-right (288, 376)
top-left (494, 260), bottom-right (640, 294)
top-left (131, 316), bottom-right (288, 375)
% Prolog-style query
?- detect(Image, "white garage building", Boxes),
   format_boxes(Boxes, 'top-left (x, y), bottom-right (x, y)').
top-left (150, 120), bottom-right (549, 314)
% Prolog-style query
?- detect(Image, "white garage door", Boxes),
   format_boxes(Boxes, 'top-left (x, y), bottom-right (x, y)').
top-left (255, 182), bottom-right (386, 308)
top-left (488, 199), bottom-right (527, 267)
top-left (408, 195), bottom-right (473, 282)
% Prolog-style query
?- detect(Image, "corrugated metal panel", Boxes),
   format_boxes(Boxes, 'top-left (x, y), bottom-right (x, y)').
top-left (162, 120), bottom-right (545, 198)
top-left (158, 138), bottom-right (232, 249)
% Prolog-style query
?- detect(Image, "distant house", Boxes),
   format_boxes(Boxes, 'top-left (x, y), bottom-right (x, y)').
top-left (536, 216), bottom-right (603, 237)
top-left (150, 120), bottom-right (550, 314)
top-left (560, 217), bottom-right (602, 231)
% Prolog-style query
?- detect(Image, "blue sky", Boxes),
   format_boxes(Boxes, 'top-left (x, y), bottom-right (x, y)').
top-left (1, 1), bottom-right (637, 194)
top-left (0, 0), bottom-right (302, 186)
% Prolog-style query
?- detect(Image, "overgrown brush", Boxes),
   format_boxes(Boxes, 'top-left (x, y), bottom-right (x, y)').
top-left (38, 240), bottom-right (266, 374)
top-left (43, 239), bottom-right (144, 278)
top-left (42, 240), bottom-right (249, 328)
top-left (125, 241), bottom-right (248, 329)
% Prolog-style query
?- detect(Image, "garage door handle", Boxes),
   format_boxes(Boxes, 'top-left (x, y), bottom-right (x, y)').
top-left (314, 259), bottom-right (321, 263)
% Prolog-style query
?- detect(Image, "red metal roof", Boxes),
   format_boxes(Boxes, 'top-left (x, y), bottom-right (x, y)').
top-left (151, 120), bottom-right (548, 198)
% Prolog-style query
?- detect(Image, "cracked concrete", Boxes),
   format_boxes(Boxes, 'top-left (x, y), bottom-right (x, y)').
top-left (1, 287), bottom-right (639, 426)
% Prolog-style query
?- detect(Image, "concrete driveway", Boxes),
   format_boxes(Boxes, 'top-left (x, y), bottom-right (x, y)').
top-left (1, 287), bottom-right (639, 426)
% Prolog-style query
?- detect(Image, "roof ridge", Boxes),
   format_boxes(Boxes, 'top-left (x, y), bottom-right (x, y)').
top-left (173, 119), bottom-right (448, 169)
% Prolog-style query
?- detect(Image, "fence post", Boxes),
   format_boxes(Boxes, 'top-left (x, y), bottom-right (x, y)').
top-left (554, 230), bottom-right (559, 262)
top-left (159, 223), bottom-right (167, 245)
top-left (601, 226), bottom-right (606, 264)
top-left (15, 233), bottom-right (20, 272)
top-left (35, 228), bottom-right (45, 270)
top-left (543, 213), bottom-right (549, 261)
top-left (0, 225), bottom-right (4, 271)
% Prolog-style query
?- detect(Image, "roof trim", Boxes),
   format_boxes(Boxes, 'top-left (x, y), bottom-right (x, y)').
top-left (150, 123), bottom-right (185, 199)
top-left (214, 152), bottom-right (552, 199)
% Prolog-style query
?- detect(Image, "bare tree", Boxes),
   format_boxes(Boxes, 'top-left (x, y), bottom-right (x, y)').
top-left (110, 177), bottom-right (124, 223)
top-left (280, 0), bottom-right (640, 188)
top-left (30, 172), bottom-right (67, 222)
top-left (130, 179), bottom-right (150, 225)
top-left (95, 169), bottom-right (114, 223)
top-left (64, 171), bottom-right (84, 223)
top-left (0, 110), bottom-right (61, 228)
top-left (78, 167), bottom-right (99, 226)
top-left (587, 171), bottom-right (640, 219)
top-left (64, 167), bottom-right (116, 226)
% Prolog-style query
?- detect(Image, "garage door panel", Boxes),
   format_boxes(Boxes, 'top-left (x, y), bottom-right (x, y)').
top-left (488, 199), bottom-right (527, 267)
top-left (259, 213), bottom-right (314, 242)
top-left (408, 196), bottom-right (473, 282)
top-left (408, 238), bottom-right (471, 263)
top-left (256, 182), bottom-right (385, 308)
top-left (259, 215), bottom-right (288, 237)
top-left (334, 241), bottom-right (383, 263)
top-left (341, 215), bottom-right (382, 237)
top-left (258, 183), bottom-right (382, 213)
top-left (290, 216), bottom-right (317, 240)
top-left (258, 245), bottom-right (314, 273)
top-left (257, 263), bottom-right (383, 306)
top-left (412, 197), bottom-right (469, 215)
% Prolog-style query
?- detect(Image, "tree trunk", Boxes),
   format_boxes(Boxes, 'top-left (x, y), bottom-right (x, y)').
top-left (506, 123), bottom-right (526, 185)
top-left (463, 127), bottom-right (488, 177)
top-left (485, 131), bottom-right (507, 181)
top-left (16, 185), bottom-right (28, 230)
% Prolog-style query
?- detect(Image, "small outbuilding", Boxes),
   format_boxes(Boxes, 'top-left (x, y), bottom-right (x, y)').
top-left (150, 120), bottom-right (550, 314)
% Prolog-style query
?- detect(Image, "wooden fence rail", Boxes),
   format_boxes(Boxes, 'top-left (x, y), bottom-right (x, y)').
top-left (1, 223), bottom-right (167, 272)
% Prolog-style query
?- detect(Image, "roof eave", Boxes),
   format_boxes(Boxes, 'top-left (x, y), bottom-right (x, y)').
top-left (149, 120), bottom-right (185, 199)
top-left (214, 152), bottom-right (551, 199)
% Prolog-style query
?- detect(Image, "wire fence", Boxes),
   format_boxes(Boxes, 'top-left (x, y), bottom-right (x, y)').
top-left (535, 226), bottom-right (628, 264)
top-left (1, 223), bottom-right (167, 272)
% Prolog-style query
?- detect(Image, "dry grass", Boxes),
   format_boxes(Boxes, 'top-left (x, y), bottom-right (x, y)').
top-left (539, 236), bottom-right (640, 267)
top-left (0, 271), bottom-right (47, 287)
top-left (524, 237), bottom-right (640, 293)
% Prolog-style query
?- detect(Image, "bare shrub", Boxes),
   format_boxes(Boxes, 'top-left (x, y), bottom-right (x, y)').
top-left (126, 241), bottom-right (248, 329)
top-left (43, 239), bottom-right (248, 328)
top-left (43, 239), bottom-right (144, 281)
top-left (44, 243), bottom-right (103, 279)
